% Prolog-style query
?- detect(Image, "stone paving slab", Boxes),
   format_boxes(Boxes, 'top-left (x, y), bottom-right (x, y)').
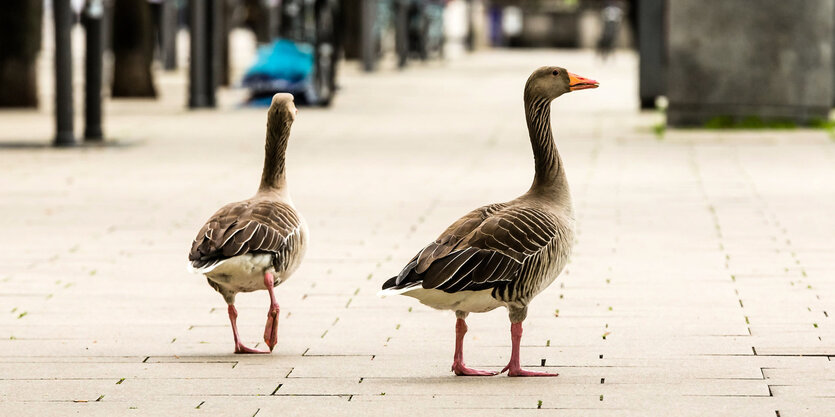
top-left (1, 42), bottom-right (835, 416)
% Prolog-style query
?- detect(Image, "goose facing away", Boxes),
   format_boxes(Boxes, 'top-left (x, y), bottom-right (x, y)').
top-left (188, 93), bottom-right (308, 354)
top-left (380, 67), bottom-right (598, 376)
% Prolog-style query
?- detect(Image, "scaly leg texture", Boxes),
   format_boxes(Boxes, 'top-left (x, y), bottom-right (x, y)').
top-left (501, 322), bottom-right (559, 377)
top-left (263, 272), bottom-right (280, 352)
top-left (451, 317), bottom-right (497, 376)
top-left (227, 304), bottom-right (269, 354)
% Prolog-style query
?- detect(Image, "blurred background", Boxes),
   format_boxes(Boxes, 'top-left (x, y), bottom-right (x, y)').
top-left (1, 3), bottom-right (834, 413)
top-left (2, 0), bottom-right (642, 146)
top-left (4, 0), bottom-right (834, 145)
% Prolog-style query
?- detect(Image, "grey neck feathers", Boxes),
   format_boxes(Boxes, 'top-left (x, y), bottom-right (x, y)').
top-left (524, 93), bottom-right (565, 193)
top-left (259, 115), bottom-right (292, 192)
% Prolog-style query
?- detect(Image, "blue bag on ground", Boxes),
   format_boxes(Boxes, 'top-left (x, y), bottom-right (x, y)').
top-left (242, 39), bottom-right (314, 104)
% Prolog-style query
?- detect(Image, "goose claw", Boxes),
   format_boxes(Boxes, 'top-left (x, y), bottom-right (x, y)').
top-left (264, 304), bottom-right (280, 351)
top-left (500, 364), bottom-right (558, 377)
top-left (234, 343), bottom-right (270, 354)
top-left (263, 272), bottom-right (280, 352)
top-left (452, 362), bottom-right (498, 376)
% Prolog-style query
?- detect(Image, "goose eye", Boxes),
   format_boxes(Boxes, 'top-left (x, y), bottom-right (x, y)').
top-left (552, 70), bottom-right (559, 76)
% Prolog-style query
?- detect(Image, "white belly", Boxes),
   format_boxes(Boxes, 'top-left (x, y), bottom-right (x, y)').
top-left (203, 253), bottom-right (279, 303)
top-left (401, 288), bottom-right (504, 313)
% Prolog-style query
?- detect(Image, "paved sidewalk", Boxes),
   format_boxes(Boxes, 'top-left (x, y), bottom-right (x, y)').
top-left (1, 48), bottom-right (834, 416)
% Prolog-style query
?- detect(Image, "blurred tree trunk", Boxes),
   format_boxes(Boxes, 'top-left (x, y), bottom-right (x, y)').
top-left (111, 0), bottom-right (157, 97)
top-left (0, 0), bottom-right (43, 108)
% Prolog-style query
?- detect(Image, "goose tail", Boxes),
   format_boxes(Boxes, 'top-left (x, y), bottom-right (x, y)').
top-left (377, 276), bottom-right (421, 298)
top-left (187, 258), bottom-right (228, 274)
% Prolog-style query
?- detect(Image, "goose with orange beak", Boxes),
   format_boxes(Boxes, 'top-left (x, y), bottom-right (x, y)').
top-left (381, 67), bottom-right (599, 376)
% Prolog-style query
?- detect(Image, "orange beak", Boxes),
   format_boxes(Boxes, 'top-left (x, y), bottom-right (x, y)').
top-left (568, 72), bottom-right (599, 91)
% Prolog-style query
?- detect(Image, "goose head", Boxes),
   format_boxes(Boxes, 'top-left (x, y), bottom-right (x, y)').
top-left (268, 93), bottom-right (298, 124)
top-left (525, 66), bottom-right (599, 101)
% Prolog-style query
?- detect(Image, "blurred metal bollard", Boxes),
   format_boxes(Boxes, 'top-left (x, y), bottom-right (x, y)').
top-left (637, 0), bottom-right (665, 110)
top-left (84, 0), bottom-right (105, 141)
top-left (161, 0), bottom-right (179, 70)
top-left (465, 0), bottom-right (475, 52)
top-left (189, 0), bottom-right (216, 108)
top-left (213, 0), bottom-right (227, 86)
top-left (361, 0), bottom-right (376, 72)
top-left (395, 0), bottom-right (409, 68)
top-left (54, 0), bottom-right (76, 146)
top-left (268, 0), bottom-right (281, 40)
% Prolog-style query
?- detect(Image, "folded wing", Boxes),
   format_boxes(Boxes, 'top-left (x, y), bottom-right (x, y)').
top-left (384, 204), bottom-right (558, 293)
top-left (189, 200), bottom-right (301, 271)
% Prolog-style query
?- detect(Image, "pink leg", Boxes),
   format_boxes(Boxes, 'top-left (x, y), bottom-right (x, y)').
top-left (451, 318), bottom-right (497, 376)
top-left (500, 322), bottom-right (558, 377)
top-left (228, 304), bottom-right (269, 354)
top-left (263, 272), bottom-right (280, 352)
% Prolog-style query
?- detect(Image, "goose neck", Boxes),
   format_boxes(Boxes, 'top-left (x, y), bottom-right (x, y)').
top-left (525, 95), bottom-right (564, 193)
top-left (258, 118), bottom-right (291, 192)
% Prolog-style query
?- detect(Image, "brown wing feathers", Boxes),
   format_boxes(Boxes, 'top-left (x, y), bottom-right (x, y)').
top-left (189, 200), bottom-right (300, 269)
top-left (383, 206), bottom-right (558, 293)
